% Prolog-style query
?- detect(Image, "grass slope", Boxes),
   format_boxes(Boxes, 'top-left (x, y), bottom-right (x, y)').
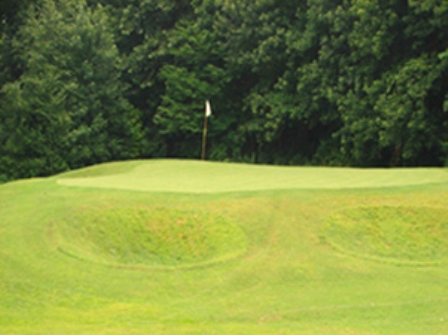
top-left (1, 159), bottom-right (448, 334)
top-left (57, 159), bottom-right (448, 192)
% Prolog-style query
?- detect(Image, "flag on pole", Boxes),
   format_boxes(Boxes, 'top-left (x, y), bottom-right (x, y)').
top-left (205, 100), bottom-right (212, 117)
top-left (201, 100), bottom-right (212, 160)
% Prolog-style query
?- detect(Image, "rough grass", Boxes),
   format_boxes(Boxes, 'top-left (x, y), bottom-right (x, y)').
top-left (55, 206), bottom-right (247, 268)
top-left (1, 159), bottom-right (448, 334)
top-left (324, 206), bottom-right (448, 265)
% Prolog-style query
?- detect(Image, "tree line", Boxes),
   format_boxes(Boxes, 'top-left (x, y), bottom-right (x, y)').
top-left (1, 0), bottom-right (447, 181)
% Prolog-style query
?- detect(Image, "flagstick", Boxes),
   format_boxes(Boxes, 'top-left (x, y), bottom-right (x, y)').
top-left (201, 100), bottom-right (212, 161)
top-left (201, 113), bottom-right (208, 161)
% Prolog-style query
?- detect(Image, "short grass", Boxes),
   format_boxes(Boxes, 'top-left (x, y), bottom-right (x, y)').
top-left (1, 159), bottom-right (448, 334)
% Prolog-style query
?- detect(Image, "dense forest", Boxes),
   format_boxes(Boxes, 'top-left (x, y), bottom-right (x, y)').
top-left (1, 0), bottom-right (447, 181)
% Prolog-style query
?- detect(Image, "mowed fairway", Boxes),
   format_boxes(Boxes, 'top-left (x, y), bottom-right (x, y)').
top-left (1, 160), bottom-right (448, 334)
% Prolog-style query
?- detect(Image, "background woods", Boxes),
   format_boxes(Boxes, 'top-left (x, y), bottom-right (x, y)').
top-left (0, 0), bottom-right (447, 180)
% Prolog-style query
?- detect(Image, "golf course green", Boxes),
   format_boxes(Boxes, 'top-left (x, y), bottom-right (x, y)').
top-left (1, 159), bottom-right (448, 334)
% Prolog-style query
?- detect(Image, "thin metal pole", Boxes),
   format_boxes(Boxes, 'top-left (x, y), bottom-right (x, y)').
top-left (201, 113), bottom-right (208, 160)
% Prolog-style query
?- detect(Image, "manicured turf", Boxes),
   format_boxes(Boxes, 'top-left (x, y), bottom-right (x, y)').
top-left (58, 159), bottom-right (448, 192)
top-left (1, 160), bottom-right (448, 334)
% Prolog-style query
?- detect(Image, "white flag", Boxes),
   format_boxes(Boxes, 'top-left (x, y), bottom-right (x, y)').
top-left (205, 100), bottom-right (212, 117)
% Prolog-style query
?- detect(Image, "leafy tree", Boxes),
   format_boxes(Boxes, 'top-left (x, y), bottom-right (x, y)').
top-left (107, 0), bottom-right (194, 157)
top-left (152, 8), bottom-right (232, 159)
top-left (0, 0), bottom-right (142, 179)
top-left (0, 0), bottom-right (37, 88)
top-left (288, 0), bottom-right (447, 166)
top-left (337, 0), bottom-right (448, 166)
top-left (2, 0), bottom-right (448, 179)
top-left (209, 0), bottom-right (306, 163)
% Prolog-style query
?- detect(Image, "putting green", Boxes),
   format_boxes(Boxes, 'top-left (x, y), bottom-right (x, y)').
top-left (57, 159), bottom-right (448, 193)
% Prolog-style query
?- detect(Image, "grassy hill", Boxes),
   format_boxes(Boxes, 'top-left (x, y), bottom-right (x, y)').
top-left (1, 160), bottom-right (448, 334)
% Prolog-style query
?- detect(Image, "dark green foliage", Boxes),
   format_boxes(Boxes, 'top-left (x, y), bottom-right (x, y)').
top-left (0, 0), bottom-right (447, 179)
top-left (0, 0), bottom-right (142, 179)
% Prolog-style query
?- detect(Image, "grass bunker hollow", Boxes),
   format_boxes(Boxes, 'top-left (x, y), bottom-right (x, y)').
top-left (324, 206), bottom-right (448, 264)
top-left (55, 207), bottom-right (248, 267)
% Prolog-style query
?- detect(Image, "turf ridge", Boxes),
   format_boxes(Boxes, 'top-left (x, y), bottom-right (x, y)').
top-left (1, 159), bottom-right (448, 335)
top-left (57, 159), bottom-right (448, 193)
